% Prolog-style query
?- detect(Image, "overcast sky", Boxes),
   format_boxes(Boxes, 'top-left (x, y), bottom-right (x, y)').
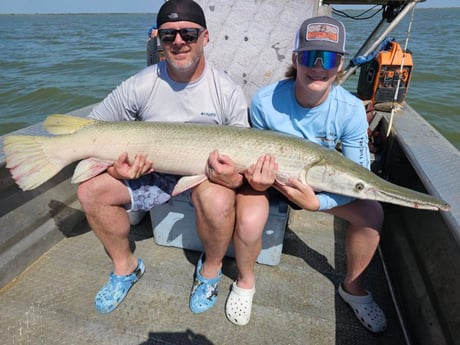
top-left (0, 0), bottom-right (458, 14)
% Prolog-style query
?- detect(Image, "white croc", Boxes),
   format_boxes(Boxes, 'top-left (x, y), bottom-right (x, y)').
top-left (225, 281), bottom-right (255, 326)
top-left (338, 284), bottom-right (387, 333)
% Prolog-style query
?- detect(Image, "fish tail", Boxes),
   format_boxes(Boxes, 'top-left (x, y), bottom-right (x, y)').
top-left (44, 114), bottom-right (96, 135)
top-left (3, 135), bottom-right (64, 191)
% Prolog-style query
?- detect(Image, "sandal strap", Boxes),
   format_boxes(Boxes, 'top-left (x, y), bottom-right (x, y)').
top-left (338, 284), bottom-right (372, 304)
top-left (230, 281), bottom-right (255, 296)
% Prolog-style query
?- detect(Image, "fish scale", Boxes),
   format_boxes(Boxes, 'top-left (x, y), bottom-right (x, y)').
top-left (84, 120), bottom-right (315, 179)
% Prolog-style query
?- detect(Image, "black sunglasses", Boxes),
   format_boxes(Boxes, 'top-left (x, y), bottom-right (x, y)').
top-left (158, 28), bottom-right (204, 43)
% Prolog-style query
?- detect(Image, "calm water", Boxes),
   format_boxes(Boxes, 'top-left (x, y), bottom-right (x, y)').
top-left (0, 9), bottom-right (459, 150)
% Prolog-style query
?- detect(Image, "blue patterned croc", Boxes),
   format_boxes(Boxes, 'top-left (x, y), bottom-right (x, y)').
top-left (189, 253), bottom-right (222, 313)
top-left (95, 258), bottom-right (145, 314)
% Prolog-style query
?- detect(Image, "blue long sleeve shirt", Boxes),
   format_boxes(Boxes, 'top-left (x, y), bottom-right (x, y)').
top-left (250, 79), bottom-right (370, 211)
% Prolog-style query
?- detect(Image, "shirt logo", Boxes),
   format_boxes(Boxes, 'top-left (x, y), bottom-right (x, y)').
top-left (200, 111), bottom-right (216, 118)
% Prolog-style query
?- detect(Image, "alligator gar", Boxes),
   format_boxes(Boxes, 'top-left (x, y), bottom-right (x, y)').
top-left (3, 114), bottom-right (450, 211)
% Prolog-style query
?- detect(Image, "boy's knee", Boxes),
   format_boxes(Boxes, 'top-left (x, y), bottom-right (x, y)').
top-left (369, 201), bottom-right (384, 230)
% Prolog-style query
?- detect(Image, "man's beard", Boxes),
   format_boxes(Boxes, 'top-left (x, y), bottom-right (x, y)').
top-left (167, 54), bottom-right (201, 73)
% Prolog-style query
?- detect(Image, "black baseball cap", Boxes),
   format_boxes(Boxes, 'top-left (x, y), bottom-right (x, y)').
top-left (157, 0), bottom-right (207, 28)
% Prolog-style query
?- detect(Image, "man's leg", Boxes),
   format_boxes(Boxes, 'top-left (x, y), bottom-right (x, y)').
top-left (192, 180), bottom-right (236, 278)
top-left (79, 172), bottom-right (179, 314)
top-left (189, 180), bottom-right (236, 313)
top-left (78, 173), bottom-right (143, 314)
top-left (78, 172), bottom-right (137, 275)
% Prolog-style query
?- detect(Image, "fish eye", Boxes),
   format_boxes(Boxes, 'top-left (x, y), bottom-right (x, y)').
top-left (355, 182), bottom-right (365, 192)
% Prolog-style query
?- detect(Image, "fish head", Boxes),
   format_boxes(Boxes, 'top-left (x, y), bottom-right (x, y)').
top-left (303, 161), bottom-right (372, 196)
top-left (303, 160), bottom-right (450, 211)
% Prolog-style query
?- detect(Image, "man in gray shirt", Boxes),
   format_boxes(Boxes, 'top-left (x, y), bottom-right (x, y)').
top-left (78, 0), bottom-right (249, 314)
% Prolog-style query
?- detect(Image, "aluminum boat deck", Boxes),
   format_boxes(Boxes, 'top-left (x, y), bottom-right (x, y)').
top-left (0, 201), bottom-right (405, 345)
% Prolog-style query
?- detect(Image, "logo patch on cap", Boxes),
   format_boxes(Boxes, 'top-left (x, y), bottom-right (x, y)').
top-left (168, 13), bottom-right (179, 20)
top-left (306, 23), bottom-right (339, 43)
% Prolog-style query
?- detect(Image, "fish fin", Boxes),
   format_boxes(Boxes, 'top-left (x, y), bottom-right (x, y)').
top-left (44, 114), bottom-right (96, 135)
top-left (71, 158), bottom-right (114, 184)
top-left (3, 135), bottom-right (64, 191)
top-left (172, 175), bottom-right (208, 196)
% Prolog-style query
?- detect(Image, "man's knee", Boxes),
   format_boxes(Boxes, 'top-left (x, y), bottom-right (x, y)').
top-left (192, 182), bottom-right (236, 216)
top-left (77, 175), bottom-right (116, 210)
top-left (77, 179), bottom-right (94, 210)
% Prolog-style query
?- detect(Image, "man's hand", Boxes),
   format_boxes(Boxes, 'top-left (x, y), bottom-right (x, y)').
top-left (206, 150), bottom-right (243, 188)
top-left (107, 152), bottom-right (154, 180)
top-left (274, 178), bottom-right (320, 211)
top-left (244, 154), bottom-right (278, 191)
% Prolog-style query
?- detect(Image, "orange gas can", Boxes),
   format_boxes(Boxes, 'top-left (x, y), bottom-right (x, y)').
top-left (357, 41), bottom-right (413, 104)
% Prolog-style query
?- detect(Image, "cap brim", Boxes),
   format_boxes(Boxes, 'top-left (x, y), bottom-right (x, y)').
top-left (294, 47), bottom-right (346, 54)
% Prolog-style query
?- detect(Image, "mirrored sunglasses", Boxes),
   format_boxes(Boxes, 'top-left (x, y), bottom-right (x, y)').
top-left (298, 51), bottom-right (342, 70)
top-left (158, 28), bottom-right (204, 43)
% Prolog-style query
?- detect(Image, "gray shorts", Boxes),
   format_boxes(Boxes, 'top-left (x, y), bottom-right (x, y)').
top-left (124, 173), bottom-right (182, 212)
